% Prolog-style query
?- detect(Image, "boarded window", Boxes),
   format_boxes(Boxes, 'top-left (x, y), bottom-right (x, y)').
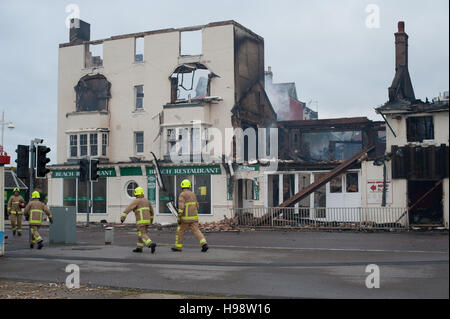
top-left (406, 116), bottom-right (434, 142)
top-left (75, 74), bottom-right (111, 112)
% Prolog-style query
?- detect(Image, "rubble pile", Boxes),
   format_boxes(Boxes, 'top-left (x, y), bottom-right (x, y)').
top-left (199, 216), bottom-right (240, 232)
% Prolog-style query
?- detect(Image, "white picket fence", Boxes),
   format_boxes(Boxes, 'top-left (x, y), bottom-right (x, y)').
top-left (230, 207), bottom-right (409, 230)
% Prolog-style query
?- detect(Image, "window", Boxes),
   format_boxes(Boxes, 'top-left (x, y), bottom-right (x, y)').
top-left (135, 37), bottom-right (144, 62)
top-left (313, 173), bottom-right (327, 218)
top-left (73, 178), bottom-right (107, 214)
top-left (90, 133), bottom-right (98, 156)
top-left (70, 135), bottom-right (78, 157)
top-left (102, 133), bottom-right (108, 156)
top-left (126, 181), bottom-right (139, 198)
top-left (180, 30), bottom-right (202, 56)
top-left (63, 178), bottom-right (77, 207)
top-left (165, 126), bottom-right (210, 161)
top-left (346, 172), bottom-right (359, 193)
top-left (135, 85), bottom-right (144, 109)
top-left (80, 134), bottom-right (88, 156)
top-left (330, 176), bottom-right (343, 193)
top-left (135, 132), bottom-right (144, 154)
top-left (170, 63), bottom-right (212, 103)
top-left (407, 116), bottom-right (434, 142)
top-left (85, 43), bottom-right (103, 68)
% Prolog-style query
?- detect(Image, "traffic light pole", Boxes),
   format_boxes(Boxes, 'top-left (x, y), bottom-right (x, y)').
top-left (28, 140), bottom-right (36, 244)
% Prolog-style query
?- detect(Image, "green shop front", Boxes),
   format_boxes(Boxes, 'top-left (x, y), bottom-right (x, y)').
top-left (51, 168), bottom-right (115, 214)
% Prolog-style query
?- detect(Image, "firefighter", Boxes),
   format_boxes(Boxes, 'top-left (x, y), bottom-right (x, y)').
top-left (7, 188), bottom-right (26, 236)
top-left (121, 187), bottom-right (157, 254)
top-left (171, 179), bottom-right (209, 253)
top-left (24, 191), bottom-right (53, 249)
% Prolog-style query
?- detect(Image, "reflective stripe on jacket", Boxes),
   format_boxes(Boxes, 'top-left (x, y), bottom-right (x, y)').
top-left (178, 190), bottom-right (199, 221)
top-left (24, 200), bottom-right (52, 225)
top-left (122, 197), bottom-right (154, 225)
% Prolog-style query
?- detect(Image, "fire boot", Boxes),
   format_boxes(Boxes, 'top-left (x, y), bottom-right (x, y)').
top-left (37, 241), bottom-right (44, 250)
top-left (133, 248), bottom-right (143, 253)
top-left (30, 243), bottom-right (34, 249)
top-left (201, 244), bottom-right (209, 252)
top-left (149, 243), bottom-right (157, 254)
top-left (12, 230), bottom-right (16, 236)
top-left (171, 247), bottom-right (182, 252)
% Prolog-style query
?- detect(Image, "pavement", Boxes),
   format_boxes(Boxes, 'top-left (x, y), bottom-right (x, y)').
top-left (0, 224), bottom-right (448, 299)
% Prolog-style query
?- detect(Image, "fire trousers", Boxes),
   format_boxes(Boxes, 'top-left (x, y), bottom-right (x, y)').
top-left (174, 220), bottom-right (207, 250)
top-left (136, 224), bottom-right (152, 248)
top-left (10, 212), bottom-right (23, 233)
top-left (30, 225), bottom-right (43, 244)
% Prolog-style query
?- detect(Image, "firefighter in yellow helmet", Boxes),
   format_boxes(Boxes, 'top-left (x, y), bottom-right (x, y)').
top-left (121, 186), bottom-right (157, 253)
top-left (24, 191), bottom-right (53, 249)
top-left (172, 179), bottom-right (208, 252)
top-left (7, 187), bottom-right (26, 236)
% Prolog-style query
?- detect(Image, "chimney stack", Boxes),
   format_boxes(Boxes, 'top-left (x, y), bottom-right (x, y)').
top-left (265, 66), bottom-right (273, 86)
top-left (395, 21), bottom-right (408, 71)
top-left (69, 19), bottom-right (90, 44)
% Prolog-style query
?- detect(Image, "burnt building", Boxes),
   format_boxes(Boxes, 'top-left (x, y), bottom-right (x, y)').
top-left (376, 22), bottom-right (449, 228)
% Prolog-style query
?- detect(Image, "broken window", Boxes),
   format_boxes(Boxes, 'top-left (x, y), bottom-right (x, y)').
top-left (75, 74), bottom-right (111, 112)
top-left (135, 37), bottom-right (144, 62)
top-left (407, 116), bottom-right (434, 142)
top-left (300, 131), bottom-right (362, 162)
top-left (170, 63), bottom-right (214, 103)
top-left (330, 175), bottom-right (343, 193)
top-left (85, 43), bottom-right (103, 68)
top-left (135, 85), bottom-right (144, 109)
top-left (346, 172), bottom-right (359, 193)
top-left (180, 30), bottom-right (202, 56)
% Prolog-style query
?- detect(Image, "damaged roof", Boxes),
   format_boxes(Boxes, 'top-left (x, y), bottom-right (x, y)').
top-left (376, 99), bottom-right (449, 114)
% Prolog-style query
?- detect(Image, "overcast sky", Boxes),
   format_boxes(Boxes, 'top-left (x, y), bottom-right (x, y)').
top-left (1, 0), bottom-right (448, 164)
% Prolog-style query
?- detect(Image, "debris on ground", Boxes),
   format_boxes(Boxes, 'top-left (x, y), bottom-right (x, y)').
top-left (199, 216), bottom-right (239, 232)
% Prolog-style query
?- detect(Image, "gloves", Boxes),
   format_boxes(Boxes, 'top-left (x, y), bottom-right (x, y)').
top-left (50, 218), bottom-right (54, 224)
top-left (120, 217), bottom-right (125, 224)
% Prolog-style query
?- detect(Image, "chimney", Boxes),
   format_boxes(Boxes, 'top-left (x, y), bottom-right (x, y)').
top-left (394, 21), bottom-right (408, 71)
top-left (265, 66), bottom-right (273, 86)
top-left (69, 19), bottom-right (90, 44)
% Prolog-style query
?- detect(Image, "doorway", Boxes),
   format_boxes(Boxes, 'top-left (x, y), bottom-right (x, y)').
top-left (408, 180), bottom-right (443, 225)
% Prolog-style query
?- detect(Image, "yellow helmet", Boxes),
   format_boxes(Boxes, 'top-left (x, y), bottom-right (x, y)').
top-left (32, 191), bottom-right (40, 199)
top-left (13, 187), bottom-right (20, 193)
top-left (180, 179), bottom-right (191, 189)
top-left (134, 187), bottom-right (145, 196)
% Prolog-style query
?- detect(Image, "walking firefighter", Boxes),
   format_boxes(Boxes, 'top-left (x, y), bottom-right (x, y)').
top-left (121, 186), bottom-right (157, 253)
top-left (7, 187), bottom-right (26, 236)
top-left (24, 191), bottom-right (53, 249)
top-left (171, 179), bottom-right (209, 253)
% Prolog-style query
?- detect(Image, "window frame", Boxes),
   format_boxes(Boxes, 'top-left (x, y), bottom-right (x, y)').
top-left (135, 131), bottom-right (144, 154)
top-left (135, 85), bottom-right (144, 110)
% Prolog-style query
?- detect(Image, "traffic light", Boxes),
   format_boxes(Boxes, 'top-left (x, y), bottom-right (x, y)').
top-left (15, 145), bottom-right (29, 178)
top-left (79, 159), bottom-right (89, 181)
top-left (90, 159), bottom-right (99, 181)
top-left (36, 145), bottom-right (51, 178)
